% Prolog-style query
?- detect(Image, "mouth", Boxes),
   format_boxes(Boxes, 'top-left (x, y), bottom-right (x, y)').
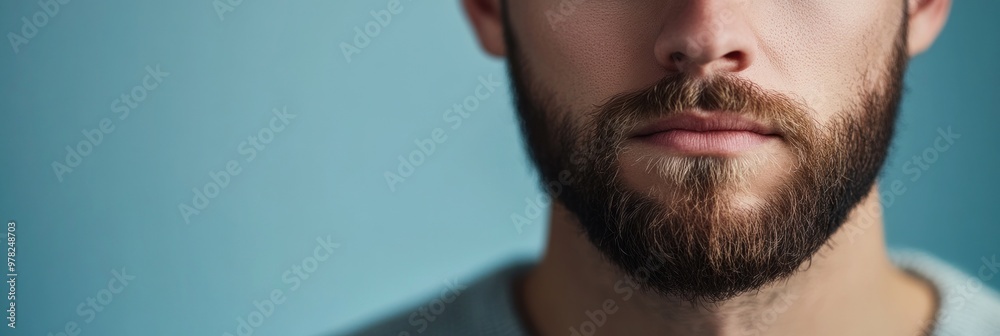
top-left (628, 111), bottom-right (782, 155)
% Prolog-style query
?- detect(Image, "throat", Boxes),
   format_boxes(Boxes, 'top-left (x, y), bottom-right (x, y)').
top-left (517, 191), bottom-right (934, 336)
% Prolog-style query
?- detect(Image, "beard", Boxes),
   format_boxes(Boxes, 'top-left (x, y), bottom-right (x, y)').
top-left (502, 8), bottom-right (909, 302)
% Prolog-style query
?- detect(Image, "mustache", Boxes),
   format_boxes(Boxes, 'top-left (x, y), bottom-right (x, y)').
top-left (592, 74), bottom-right (817, 148)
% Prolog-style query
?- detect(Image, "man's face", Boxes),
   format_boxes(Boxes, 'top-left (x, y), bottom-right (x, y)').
top-left (502, 0), bottom-right (909, 302)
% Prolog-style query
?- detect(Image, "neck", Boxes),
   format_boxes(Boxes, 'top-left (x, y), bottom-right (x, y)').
top-left (519, 186), bottom-right (938, 336)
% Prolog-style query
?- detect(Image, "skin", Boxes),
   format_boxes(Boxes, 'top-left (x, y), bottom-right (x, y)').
top-left (463, 0), bottom-right (952, 335)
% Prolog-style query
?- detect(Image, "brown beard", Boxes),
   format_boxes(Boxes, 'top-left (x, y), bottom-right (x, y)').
top-left (502, 5), bottom-right (909, 302)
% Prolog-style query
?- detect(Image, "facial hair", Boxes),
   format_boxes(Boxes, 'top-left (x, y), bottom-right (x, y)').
top-left (501, 5), bottom-right (909, 302)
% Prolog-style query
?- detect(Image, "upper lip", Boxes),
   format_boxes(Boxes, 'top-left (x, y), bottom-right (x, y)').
top-left (629, 111), bottom-right (780, 138)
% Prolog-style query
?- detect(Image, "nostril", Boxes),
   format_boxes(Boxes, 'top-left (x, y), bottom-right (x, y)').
top-left (721, 50), bottom-right (750, 71)
top-left (670, 52), bottom-right (687, 64)
top-left (722, 50), bottom-right (744, 62)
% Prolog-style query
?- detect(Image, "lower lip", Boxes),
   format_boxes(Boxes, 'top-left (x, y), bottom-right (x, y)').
top-left (634, 130), bottom-right (776, 154)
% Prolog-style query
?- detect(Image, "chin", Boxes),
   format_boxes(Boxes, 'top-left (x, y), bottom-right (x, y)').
top-left (616, 148), bottom-right (798, 201)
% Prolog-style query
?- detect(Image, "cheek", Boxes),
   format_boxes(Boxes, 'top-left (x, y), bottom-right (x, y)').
top-left (513, 0), bottom-right (903, 130)
top-left (754, 1), bottom-right (903, 127)
top-left (514, 2), bottom-right (664, 117)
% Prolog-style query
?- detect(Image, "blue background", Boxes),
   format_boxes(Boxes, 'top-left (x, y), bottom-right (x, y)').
top-left (0, 0), bottom-right (996, 335)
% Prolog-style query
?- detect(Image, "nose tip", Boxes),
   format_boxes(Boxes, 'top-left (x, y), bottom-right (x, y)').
top-left (655, 2), bottom-right (757, 76)
top-left (668, 48), bottom-right (752, 75)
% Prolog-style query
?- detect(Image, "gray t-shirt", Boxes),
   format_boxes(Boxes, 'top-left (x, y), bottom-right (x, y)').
top-left (348, 250), bottom-right (1000, 335)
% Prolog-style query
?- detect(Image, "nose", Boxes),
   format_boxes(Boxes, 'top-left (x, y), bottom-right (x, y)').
top-left (654, 0), bottom-right (757, 76)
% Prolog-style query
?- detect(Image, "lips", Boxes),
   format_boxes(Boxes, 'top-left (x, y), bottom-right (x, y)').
top-left (631, 112), bottom-right (778, 137)
top-left (629, 112), bottom-right (780, 154)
